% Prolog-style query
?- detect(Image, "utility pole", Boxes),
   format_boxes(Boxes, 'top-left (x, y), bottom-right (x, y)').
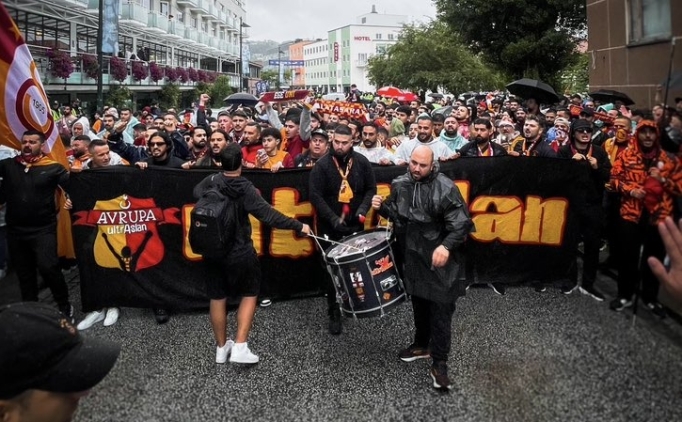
top-left (96, 0), bottom-right (104, 111)
top-left (277, 48), bottom-right (283, 90)
top-left (239, 17), bottom-right (250, 92)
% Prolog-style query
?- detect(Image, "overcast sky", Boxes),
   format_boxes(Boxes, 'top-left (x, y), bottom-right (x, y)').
top-left (247, 0), bottom-right (438, 42)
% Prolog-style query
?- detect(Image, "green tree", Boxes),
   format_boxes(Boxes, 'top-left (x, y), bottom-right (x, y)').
top-left (260, 68), bottom-right (293, 89)
top-left (104, 85), bottom-right (133, 110)
top-left (436, 0), bottom-right (586, 89)
top-left (159, 83), bottom-right (181, 110)
top-left (560, 53), bottom-right (589, 95)
top-left (209, 75), bottom-right (235, 103)
top-left (366, 21), bottom-right (505, 94)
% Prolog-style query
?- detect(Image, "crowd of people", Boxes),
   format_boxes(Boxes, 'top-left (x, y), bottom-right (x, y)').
top-left (2, 85), bottom-right (682, 414)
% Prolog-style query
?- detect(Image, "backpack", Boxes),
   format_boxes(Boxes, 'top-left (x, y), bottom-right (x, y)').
top-left (189, 176), bottom-right (238, 257)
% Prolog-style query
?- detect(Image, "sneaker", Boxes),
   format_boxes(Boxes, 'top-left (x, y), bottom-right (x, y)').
top-left (398, 344), bottom-right (430, 362)
top-left (103, 307), bottom-right (120, 326)
top-left (534, 285), bottom-right (547, 293)
top-left (229, 342), bottom-right (259, 364)
top-left (644, 301), bottom-right (667, 319)
top-left (328, 309), bottom-right (342, 335)
top-left (489, 283), bottom-right (506, 295)
top-left (609, 297), bottom-right (633, 312)
top-left (260, 298), bottom-right (272, 308)
top-left (216, 339), bottom-right (235, 364)
top-left (153, 308), bottom-right (170, 324)
top-left (430, 362), bottom-right (453, 391)
top-left (579, 285), bottom-right (605, 302)
top-left (59, 303), bottom-right (75, 324)
top-left (76, 310), bottom-right (105, 330)
top-left (561, 283), bottom-right (578, 295)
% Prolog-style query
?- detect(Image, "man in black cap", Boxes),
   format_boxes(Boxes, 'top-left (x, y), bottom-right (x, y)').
top-left (556, 119), bottom-right (611, 300)
top-left (295, 128), bottom-right (329, 168)
top-left (579, 108), bottom-right (607, 146)
top-left (309, 124), bottom-right (377, 335)
top-left (193, 143), bottom-right (311, 364)
top-left (0, 302), bottom-right (120, 422)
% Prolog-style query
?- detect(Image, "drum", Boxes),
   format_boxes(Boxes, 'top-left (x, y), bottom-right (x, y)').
top-left (324, 228), bottom-right (405, 318)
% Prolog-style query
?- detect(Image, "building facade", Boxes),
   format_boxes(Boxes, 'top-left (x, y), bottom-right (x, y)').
top-left (288, 39), bottom-right (311, 88)
top-left (4, 0), bottom-right (260, 108)
top-left (587, 0), bottom-right (681, 108)
top-left (303, 7), bottom-right (406, 94)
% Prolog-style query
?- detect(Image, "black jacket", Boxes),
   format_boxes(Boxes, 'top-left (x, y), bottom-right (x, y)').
top-left (557, 143), bottom-right (611, 206)
top-left (378, 169), bottom-right (474, 303)
top-left (512, 138), bottom-right (557, 157)
top-left (0, 158), bottom-right (68, 234)
top-left (459, 141), bottom-right (508, 157)
top-left (309, 151), bottom-right (376, 239)
top-left (193, 174), bottom-right (303, 262)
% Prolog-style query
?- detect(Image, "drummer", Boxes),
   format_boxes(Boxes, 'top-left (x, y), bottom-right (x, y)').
top-left (371, 145), bottom-right (474, 391)
top-left (309, 124), bottom-right (377, 335)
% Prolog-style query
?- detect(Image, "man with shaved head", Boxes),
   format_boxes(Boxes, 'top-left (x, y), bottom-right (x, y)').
top-left (371, 145), bottom-right (474, 391)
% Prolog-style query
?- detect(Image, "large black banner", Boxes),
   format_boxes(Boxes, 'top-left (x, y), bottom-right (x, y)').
top-left (69, 157), bottom-right (588, 311)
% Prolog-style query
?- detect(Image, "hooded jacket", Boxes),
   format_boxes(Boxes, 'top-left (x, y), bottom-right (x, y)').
top-left (193, 174), bottom-right (303, 262)
top-left (378, 167), bottom-right (474, 303)
top-left (610, 120), bottom-right (682, 224)
top-left (73, 116), bottom-right (98, 140)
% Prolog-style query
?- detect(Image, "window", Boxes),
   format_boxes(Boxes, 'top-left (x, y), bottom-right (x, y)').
top-left (191, 17), bottom-right (197, 28)
top-left (160, 1), bottom-right (169, 15)
top-left (388, 33), bottom-right (394, 40)
top-left (629, 0), bottom-right (671, 43)
top-left (376, 33), bottom-right (382, 40)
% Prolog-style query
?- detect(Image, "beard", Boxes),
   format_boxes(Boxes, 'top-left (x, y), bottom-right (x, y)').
top-left (474, 136), bottom-right (488, 145)
top-left (444, 129), bottom-right (458, 137)
top-left (195, 141), bottom-right (207, 148)
top-left (417, 133), bottom-right (431, 143)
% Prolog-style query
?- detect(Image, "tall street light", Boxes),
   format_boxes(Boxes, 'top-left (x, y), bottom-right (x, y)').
top-left (239, 17), bottom-right (250, 92)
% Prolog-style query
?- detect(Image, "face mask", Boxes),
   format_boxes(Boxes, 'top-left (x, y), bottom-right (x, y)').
top-left (615, 128), bottom-right (629, 142)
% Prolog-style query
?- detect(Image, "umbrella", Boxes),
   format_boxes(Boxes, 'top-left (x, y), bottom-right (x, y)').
top-left (506, 78), bottom-right (560, 104)
top-left (588, 89), bottom-right (635, 106)
top-left (224, 92), bottom-right (258, 107)
top-left (376, 86), bottom-right (404, 98)
top-left (428, 93), bottom-right (444, 99)
top-left (396, 92), bottom-right (418, 103)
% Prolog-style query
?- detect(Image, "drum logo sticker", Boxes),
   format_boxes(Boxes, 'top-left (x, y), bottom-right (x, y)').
top-left (371, 255), bottom-right (394, 276)
top-left (380, 275), bottom-right (398, 292)
top-left (350, 270), bottom-right (366, 302)
top-left (73, 195), bottom-right (181, 272)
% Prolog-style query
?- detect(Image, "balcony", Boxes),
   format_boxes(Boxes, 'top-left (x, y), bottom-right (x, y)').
top-left (185, 27), bottom-right (199, 43)
top-left (147, 13), bottom-right (168, 33)
top-left (167, 21), bottom-right (185, 39)
top-left (187, 0), bottom-right (206, 11)
top-left (207, 4), bottom-right (220, 20)
top-left (218, 11), bottom-right (227, 25)
top-left (208, 38), bottom-right (220, 50)
top-left (226, 17), bottom-right (236, 31)
top-left (176, 0), bottom-right (198, 7)
top-left (120, 2), bottom-right (148, 26)
top-left (355, 60), bottom-right (367, 68)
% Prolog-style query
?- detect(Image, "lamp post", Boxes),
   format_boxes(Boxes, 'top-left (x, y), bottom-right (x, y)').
top-left (239, 18), bottom-right (250, 92)
top-left (96, 0), bottom-right (104, 111)
top-left (277, 48), bottom-right (283, 90)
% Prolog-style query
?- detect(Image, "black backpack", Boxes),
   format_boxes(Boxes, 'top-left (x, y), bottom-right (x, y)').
top-left (189, 177), bottom-right (237, 257)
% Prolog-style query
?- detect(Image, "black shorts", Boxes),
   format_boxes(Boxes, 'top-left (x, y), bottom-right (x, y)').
top-left (204, 253), bottom-right (261, 300)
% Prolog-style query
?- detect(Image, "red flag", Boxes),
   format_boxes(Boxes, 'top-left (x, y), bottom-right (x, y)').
top-left (0, 3), bottom-right (73, 259)
top-left (0, 2), bottom-right (68, 167)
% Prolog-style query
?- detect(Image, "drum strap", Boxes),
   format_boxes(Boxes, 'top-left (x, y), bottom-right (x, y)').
top-left (334, 157), bottom-right (355, 204)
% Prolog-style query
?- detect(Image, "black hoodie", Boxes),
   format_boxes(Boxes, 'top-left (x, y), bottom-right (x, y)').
top-left (193, 173), bottom-right (304, 261)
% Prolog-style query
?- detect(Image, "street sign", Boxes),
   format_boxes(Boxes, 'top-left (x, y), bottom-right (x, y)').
top-left (268, 60), bottom-right (305, 67)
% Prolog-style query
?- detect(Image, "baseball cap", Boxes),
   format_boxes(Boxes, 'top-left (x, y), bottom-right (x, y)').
top-left (571, 119), bottom-right (593, 134)
top-left (0, 302), bottom-right (120, 399)
top-left (310, 128), bottom-right (329, 141)
top-left (579, 108), bottom-right (594, 117)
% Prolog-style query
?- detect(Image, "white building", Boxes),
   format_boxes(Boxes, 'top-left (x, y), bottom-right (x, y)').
top-left (303, 6), bottom-right (407, 94)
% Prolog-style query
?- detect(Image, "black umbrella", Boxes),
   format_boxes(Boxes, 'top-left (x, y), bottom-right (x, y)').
top-left (428, 93), bottom-right (444, 99)
top-left (588, 89), bottom-right (635, 106)
top-left (506, 78), bottom-right (560, 104)
top-left (224, 92), bottom-right (258, 107)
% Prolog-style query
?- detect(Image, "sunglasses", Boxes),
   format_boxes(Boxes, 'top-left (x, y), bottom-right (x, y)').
top-left (575, 128), bottom-right (593, 134)
top-left (149, 142), bottom-right (166, 147)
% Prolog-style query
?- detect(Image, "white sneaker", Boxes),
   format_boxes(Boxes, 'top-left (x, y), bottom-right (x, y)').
top-left (77, 310), bottom-right (105, 330)
top-left (216, 339), bottom-right (235, 364)
top-left (103, 307), bottom-right (120, 327)
top-left (229, 342), bottom-right (259, 364)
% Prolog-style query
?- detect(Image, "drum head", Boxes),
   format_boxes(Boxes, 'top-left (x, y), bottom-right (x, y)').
top-left (327, 230), bottom-right (390, 260)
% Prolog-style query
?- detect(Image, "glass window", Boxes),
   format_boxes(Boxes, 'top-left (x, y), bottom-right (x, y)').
top-left (629, 0), bottom-right (671, 42)
top-left (376, 33), bottom-right (382, 40)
